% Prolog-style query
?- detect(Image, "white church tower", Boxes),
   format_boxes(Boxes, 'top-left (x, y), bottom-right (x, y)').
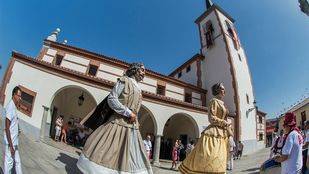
top-left (198, 0), bottom-right (262, 153)
top-left (171, 0), bottom-right (264, 154)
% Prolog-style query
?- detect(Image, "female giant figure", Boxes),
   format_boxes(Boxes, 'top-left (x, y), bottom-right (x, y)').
top-left (179, 83), bottom-right (232, 174)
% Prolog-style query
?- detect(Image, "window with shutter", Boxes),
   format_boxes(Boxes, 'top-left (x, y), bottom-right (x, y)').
top-left (178, 72), bottom-right (182, 78)
top-left (259, 133), bottom-right (264, 141)
top-left (55, 54), bottom-right (63, 66)
top-left (225, 20), bottom-right (240, 50)
top-left (259, 116), bottom-right (263, 124)
top-left (185, 93), bottom-right (192, 103)
top-left (18, 85), bottom-right (36, 117)
top-left (203, 21), bottom-right (214, 48)
top-left (88, 64), bottom-right (98, 76)
top-left (186, 65), bottom-right (191, 73)
top-left (156, 85), bottom-right (166, 96)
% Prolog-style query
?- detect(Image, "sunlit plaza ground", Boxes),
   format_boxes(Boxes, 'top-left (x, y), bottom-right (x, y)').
top-left (0, 105), bottom-right (270, 174)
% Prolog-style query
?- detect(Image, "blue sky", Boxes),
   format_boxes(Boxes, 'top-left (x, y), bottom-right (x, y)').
top-left (0, 0), bottom-right (308, 118)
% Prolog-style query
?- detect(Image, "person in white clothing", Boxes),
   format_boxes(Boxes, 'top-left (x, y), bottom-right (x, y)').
top-left (54, 115), bottom-right (63, 141)
top-left (227, 135), bottom-right (236, 171)
top-left (3, 86), bottom-right (23, 174)
top-left (143, 135), bottom-right (152, 160)
top-left (274, 112), bottom-right (303, 174)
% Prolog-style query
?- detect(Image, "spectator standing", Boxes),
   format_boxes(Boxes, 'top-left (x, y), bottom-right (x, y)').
top-left (185, 140), bottom-right (195, 157)
top-left (236, 141), bottom-right (244, 159)
top-left (227, 136), bottom-right (236, 171)
top-left (61, 121), bottom-right (69, 144)
top-left (3, 86), bottom-right (23, 174)
top-left (76, 127), bottom-right (86, 146)
top-left (171, 140), bottom-right (179, 170)
top-left (274, 112), bottom-right (303, 174)
top-left (55, 115), bottom-right (63, 141)
top-left (178, 140), bottom-right (184, 162)
top-left (143, 135), bottom-right (152, 160)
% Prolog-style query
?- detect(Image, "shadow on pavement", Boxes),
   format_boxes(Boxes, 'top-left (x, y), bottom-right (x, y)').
top-left (242, 167), bottom-right (260, 173)
top-left (156, 166), bottom-right (178, 172)
top-left (56, 153), bottom-right (82, 174)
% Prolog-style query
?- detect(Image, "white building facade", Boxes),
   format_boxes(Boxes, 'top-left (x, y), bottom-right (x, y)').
top-left (0, 1), bottom-right (263, 162)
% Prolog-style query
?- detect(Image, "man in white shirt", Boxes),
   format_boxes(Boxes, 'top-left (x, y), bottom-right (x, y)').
top-left (3, 86), bottom-right (23, 174)
top-left (143, 135), bottom-right (152, 160)
top-left (274, 112), bottom-right (303, 174)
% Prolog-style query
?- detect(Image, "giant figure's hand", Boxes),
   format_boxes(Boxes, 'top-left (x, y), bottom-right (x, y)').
top-left (130, 112), bottom-right (137, 123)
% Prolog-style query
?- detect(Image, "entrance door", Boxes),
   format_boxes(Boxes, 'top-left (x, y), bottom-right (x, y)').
top-left (179, 134), bottom-right (188, 161)
top-left (50, 107), bottom-right (58, 138)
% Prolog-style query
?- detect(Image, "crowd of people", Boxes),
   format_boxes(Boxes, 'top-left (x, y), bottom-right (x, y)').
top-left (141, 134), bottom-right (197, 171)
top-left (170, 139), bottom-right (193, 170)
top-left (54, 116), bottom-right (92, 147)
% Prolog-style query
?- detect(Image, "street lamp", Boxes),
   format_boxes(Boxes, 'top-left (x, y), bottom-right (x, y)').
top-left (78, 92), bottom-right (85, 106)
top-left (246, 100), bottom-right (257, 117)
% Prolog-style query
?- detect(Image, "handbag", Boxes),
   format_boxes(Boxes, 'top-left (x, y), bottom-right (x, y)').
top-left (81, 95), bottom-right (114, 131)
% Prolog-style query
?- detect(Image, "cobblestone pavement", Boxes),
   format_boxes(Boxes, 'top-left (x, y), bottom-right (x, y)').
top-left (153, 146), bottom-right (269, 174)
top-left (0, 105), bottom-right (269, 174)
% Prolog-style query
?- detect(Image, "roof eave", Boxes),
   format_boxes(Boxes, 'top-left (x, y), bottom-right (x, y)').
top-left (195, 4), bottom-right (235, 24)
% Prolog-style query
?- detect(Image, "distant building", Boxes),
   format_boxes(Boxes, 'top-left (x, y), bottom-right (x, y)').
top-left (266, 118), bottom-right (279, 147)
top-left (256, 110), bottom-right (267, 145)
top-left (278, 98), bottom-right (309, 133)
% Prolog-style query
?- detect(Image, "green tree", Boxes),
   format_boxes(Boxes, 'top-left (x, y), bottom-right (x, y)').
top-left (299, 0), bottom-right (309, 16)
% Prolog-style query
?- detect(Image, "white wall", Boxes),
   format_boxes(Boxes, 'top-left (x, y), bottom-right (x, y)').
top-left (140, 77), bottom-right (157, 93)
top-left (4, 61), bottom-right (109, 129)
top-left (139, 83), bottom-right (157, 94)
top-left (46, 48), bottom-right (57, 56)
top-left (199, 10), bottom-right (236, 113)
top-left (142, 100), bottom-right (208, 137)
top-left (217, 11), bottom-right (257, 141)
top-left (42, 55), bottom-right (54, 63)
top-left (40, 47), bottom-right (206, 105)
top-left (176, 62), bottom-right (198, 86)
top-left (62, 54), bottom-right (90, 73)
top-left (165, 84), bottom-right (184, 101)
top-left (5, 60), bottom-right (209, 140)
top-left (98, 64), bottom-right (124, 76)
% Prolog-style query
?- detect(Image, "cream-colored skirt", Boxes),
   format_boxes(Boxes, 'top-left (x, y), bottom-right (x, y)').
top-left (77, 120), bottom-right (153, 174)
top-left (179, 126), bottom-right (228, 174)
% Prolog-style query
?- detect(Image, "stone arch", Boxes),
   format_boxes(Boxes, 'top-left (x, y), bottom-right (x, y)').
top-left (138, 105), bottom-right (158, 139)
top-left (160, 113), bottom-right (199, 160)
top-left (48, 85), bottom-right (97, 138)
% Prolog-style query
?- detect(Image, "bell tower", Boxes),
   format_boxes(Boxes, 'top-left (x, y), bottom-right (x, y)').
top-left (196, 0), bottom-right (259, 154)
